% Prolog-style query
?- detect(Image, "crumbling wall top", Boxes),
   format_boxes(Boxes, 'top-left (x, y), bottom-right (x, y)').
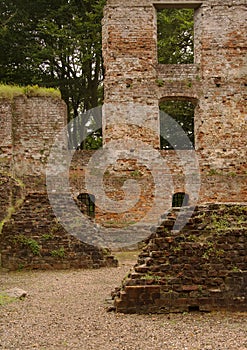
top-left (106, 0), bottom-right (202, 7)
top-left (106, 0), bottom-right (245, 7)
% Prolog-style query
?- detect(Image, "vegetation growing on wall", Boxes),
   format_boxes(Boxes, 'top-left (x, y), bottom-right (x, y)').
top-left (0, 173), bottom-right (25, 235)
top-left (0, 84), bottom-right (61, 100)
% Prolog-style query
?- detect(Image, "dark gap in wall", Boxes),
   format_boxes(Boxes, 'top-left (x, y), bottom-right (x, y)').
top-left (159, 99), bottom-right (195, 150)
top-left (189, 305), bottom-right (200, 312)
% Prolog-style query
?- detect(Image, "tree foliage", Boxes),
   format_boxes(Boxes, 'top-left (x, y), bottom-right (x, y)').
top-left (157, 8), bottom-right (194, 64)
top-left (0, 0), bottom-right (105, 148)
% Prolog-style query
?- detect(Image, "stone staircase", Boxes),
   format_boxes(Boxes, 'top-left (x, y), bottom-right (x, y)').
top-left (113, 203), bottom-right (247, 313)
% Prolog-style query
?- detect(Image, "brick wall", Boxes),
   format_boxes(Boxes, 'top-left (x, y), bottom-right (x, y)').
top-left (12, 96), bottom-right (67, 179)
top-left (101, 0), bottom-right (246, 312)
top-left (0, 192), bottom-right (117, 270)
top-left (102, 0), bottom-right (247, 201)
top-left (0, 173), bottom-right (24, 227)
top-left (113, 204), bottom-right (247, 313)
top-left (0, 97), bottom-right (118, 270)
top-left (0, 100), bottom-right (13, 171)
top-left (69, 150), bottom-right (247, 229)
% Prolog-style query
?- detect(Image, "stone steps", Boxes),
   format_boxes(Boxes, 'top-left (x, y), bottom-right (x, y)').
top-left (114, 203), bottom-right (247, 313)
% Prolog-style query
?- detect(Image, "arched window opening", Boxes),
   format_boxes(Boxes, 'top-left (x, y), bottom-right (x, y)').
top-left (160, 99), bottom-right (195, 150)
top-left (172, 192), bottom-right (189, 207)
top-left (77, 193), bottom-right (95, 218)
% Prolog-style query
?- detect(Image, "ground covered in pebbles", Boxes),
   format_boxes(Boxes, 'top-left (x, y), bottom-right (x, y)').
top-left (0, 253), bottom-right (246, 350)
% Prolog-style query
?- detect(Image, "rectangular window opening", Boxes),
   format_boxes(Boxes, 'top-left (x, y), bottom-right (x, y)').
top-left (77, 193), bottom-right (96, 218)
top-left (156, 6), bottom-right (195, 64)
top-left (160, 99), bottom-right (195, 150)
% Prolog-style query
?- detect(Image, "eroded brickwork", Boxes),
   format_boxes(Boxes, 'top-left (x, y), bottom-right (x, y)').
top-left (0, 193), bottom-right (117, 271)
top-left (0, 96), bottom-right (64, 174)
top-left (0, 96), bottom-right (117, 269)
top-left (0, 100), bottom-right (13, 170)
top-left (102, 0), bottom-right (246, 171)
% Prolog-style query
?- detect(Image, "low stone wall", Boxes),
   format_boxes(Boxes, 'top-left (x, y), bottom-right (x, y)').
top-left (113, 204), bottom-right (247, 313)
top-left (0, 192), bottom-right (118, 271)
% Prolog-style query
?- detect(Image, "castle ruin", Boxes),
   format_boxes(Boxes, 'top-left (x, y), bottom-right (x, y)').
top-left (0, 0), bottom-right (246, 312)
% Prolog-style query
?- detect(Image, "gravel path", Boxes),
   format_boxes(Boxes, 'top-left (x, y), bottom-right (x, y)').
top-left (0, 255), bottom-right (246, 350)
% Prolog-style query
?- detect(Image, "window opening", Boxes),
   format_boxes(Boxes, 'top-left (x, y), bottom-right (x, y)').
top-left (172, 192), bottom-right (189, 207)
top-left (77, 193), bottom-right (95, 218)
top-left (157, 8), bottom-right (194, 64)
top-left (68, 107), bottom-right (102, 150)
top-left (160, 99), bottom-right (195, 150)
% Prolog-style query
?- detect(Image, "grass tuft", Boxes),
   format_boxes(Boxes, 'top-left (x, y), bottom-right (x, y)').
top-left (0, 84), bottom-right (61, 100)
top-left (0, 293), bottom-right (16, 306)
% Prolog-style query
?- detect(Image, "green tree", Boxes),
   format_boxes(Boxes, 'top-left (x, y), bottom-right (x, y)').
top-left (157, 8), bottom-right (194, 64)
top-left (0, 0), bottom-right (105, 148)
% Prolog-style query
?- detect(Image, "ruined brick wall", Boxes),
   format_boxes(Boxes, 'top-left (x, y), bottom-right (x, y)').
top-left (102, 0), bottom-right (159, 147)
top-left (0, 97), bottom-right (117, 269)
top-left (0, 100), bottom-right (13, 171)
top-left (0, 95), bottom-right (67, 192)
top-left (102, 0), bottom-right (247, 312)
top-left (194, 0), bottom-right (246, 173)
top-left (1, 0), bottom-right (246, 271)
top-left (0, 193), bottom-right (117, 270)
top-left (11, 96), bottom-right (66, 181)
top-left (113, 204), bottom-right (247, 313)
top-left (0, 173), bottom-right (24, 232)
top-left (69, 150), bottom-right (246, 231)
top-left (102, 0), bottom-right (247, 210)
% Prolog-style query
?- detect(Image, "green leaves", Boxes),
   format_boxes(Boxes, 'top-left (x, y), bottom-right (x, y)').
top-left (0, 0), bottom-right (106, 129)
top-left (157, 8), bottom-right (194, 64)
top-left (158, 9), bottom-right (195, 149)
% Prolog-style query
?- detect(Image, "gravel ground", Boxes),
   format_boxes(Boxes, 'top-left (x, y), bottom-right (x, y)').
top-left (0, 254), bottom-right (246, 350)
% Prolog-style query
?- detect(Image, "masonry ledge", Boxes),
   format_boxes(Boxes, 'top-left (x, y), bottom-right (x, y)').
top-left (153, 1), bottom-right (202, 9)
top-left (156, 64), bottom-right (200, 80)
top-left (106, 0), bottom-right (202, 8)
top-left (106, 0), bottom-right (152, 7)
